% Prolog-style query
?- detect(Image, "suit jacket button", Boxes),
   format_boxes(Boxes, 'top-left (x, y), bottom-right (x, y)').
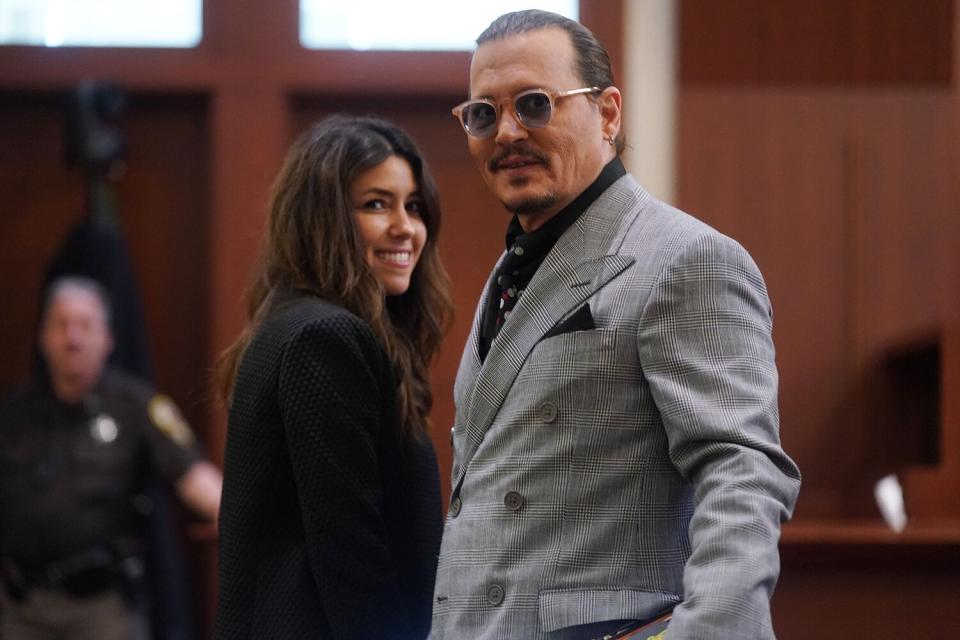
top-left (487, 584), bottom-right (505, 606)
top-left (539, 402), bottom-right (558, 423)
top-left (449, 496), bottom-right (462, 518)
top-left (504, 491), bottom-right (524, 511)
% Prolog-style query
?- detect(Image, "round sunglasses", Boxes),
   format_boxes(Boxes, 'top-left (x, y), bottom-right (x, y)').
top-left (452, 86), bottom-right (601, 139)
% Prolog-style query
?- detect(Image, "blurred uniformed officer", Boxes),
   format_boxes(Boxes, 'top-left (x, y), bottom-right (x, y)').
top-left (0, 276), bottom-right (222, 640)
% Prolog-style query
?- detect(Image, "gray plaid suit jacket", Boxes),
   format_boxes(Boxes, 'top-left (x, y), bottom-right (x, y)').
top-left (430, 173), bottom-right (801, 639)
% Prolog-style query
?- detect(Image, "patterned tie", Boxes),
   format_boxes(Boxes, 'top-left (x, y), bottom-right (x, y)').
top-left (495, 271), bottom-right (522, 330)
top-left (493, 240), bottom-right (539, 334)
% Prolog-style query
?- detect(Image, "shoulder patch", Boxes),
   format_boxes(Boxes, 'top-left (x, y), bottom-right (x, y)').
top-left (148, 394), bottom-right (195, 447)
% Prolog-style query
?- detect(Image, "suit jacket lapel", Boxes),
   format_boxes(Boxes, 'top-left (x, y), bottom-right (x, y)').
top-left (454, 175), bottom-right (649, 488)
top-left (452, 260), bottom-right (499, 423)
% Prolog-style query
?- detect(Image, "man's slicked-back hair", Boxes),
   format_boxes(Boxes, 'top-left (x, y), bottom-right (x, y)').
top-left (476, 10), bottom-right (623, 153)
top-left (477, 10), bottom-right (615, 90)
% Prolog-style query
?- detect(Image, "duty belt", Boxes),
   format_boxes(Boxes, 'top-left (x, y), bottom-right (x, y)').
top-left (2, 546), bottom-right (121, 600)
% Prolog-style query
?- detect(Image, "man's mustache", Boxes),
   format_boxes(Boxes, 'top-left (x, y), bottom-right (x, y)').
top-left (488, 145), bottom-right (549, 172)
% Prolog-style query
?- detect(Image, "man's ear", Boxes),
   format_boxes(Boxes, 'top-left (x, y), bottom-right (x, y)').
top-left (598, 86), bottom-right (622, 142)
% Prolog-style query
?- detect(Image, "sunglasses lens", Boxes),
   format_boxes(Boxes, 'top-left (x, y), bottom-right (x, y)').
top-left (461, 102), bottom-right (497, 137)
top-left (515, 91), bottom-right (552, 128)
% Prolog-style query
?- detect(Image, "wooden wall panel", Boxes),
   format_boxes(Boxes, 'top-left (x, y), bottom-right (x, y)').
top-left (0, 92), bottom-right (84, 393)
top-left (581, 0), bottom-right (624, 91)
top-left (205, 88), bottom-right (289, 461)
top-left (0, 92), bottom-right (210, 439)
top-left (678, 89), bottom-right (851, 515)
top-left (678, 88), bottom-right (959, 518)
top-left (773, 548), bottom-right (960, 638)
top-left (848, 95), bottom-right (960, 343)
top-left (679, 2), bottom-right (960, 637)
top-left (117, 94), bottom-right (210, 432)
top-left (0, 89), bottom-right (215, 631)
top-left (680, 0), bottom-right (954, 85)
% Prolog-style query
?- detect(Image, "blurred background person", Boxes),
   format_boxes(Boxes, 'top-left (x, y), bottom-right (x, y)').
top-left (214, 115), bottom-right (453, 640)
top-left (0, 276), bottom-right (222, 639)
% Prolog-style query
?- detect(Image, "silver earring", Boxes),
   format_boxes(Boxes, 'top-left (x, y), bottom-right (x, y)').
top-left (604, 136), bottom-right (615, 146)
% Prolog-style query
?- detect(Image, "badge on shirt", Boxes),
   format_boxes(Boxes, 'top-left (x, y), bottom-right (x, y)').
top-left (90, 413), bottom-right (119, 444)
top-left (148, 394), bottom-right (195, 447)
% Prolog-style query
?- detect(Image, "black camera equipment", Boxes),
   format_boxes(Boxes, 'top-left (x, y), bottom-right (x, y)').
top-left (63, 80), bottom-right (127, 178)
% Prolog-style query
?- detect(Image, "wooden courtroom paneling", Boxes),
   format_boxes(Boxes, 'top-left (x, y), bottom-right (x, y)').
top-left (680, 0), bottom-right (954, 85)
top-left (0, 92), bottom-right (210, 438)
top-left (0, 88), bottom-right (215, 633)
top-left (678, 1), bottom-right (960, 632)
top-left (118, 94), bottom-right (211, 430)
top-left (677, 88), bottom-right (960, 518)
top-left (0, 91), bottom-right (85, 393)
top-left (774, 546), bottom-right (960, 638)
top-left (677, 90), bottom-right (850, 513)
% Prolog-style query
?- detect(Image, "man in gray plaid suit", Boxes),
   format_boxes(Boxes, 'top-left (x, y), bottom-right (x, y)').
top-left (433, 9), bottom-right (801, 640)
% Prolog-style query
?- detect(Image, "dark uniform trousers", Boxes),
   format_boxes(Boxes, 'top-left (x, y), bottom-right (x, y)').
top-left (1, 587), bottom-right (148, 640)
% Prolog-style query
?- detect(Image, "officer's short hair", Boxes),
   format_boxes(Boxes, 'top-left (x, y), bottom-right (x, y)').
top-left (42, 276), bottom-right (113, 329)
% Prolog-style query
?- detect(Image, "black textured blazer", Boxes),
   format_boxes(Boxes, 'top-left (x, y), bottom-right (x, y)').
top-left (214, 294), bottom-right (442, 639)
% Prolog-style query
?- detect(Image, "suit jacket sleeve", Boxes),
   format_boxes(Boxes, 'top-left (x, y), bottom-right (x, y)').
top-left (277, 315), bottom-right (412, 638)
top-left (637, 233), bottom-right (801, 638)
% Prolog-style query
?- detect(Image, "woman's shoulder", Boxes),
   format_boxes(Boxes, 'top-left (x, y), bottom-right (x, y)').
top-left (258, 294), bottom-right (380, 356)
top-left (261, 294), bottom-right (359, 334)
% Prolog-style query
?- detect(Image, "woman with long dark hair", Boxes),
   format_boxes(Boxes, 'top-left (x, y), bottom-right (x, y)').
top-left (214, 115), bottom-right (452, 639)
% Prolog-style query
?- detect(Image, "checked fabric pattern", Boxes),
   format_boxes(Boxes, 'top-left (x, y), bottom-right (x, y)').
top-left (431, 174), bottom-right (800, 640)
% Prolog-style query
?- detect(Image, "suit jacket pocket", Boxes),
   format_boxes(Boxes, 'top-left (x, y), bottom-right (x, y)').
top-left (538, 587), bottom-right (680, 633)
top-left (543, 303), bottom-right (595, 339)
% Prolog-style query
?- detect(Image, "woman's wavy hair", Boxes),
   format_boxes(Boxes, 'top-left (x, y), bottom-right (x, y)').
top-left (217, 114), bottom-right (452, 438)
